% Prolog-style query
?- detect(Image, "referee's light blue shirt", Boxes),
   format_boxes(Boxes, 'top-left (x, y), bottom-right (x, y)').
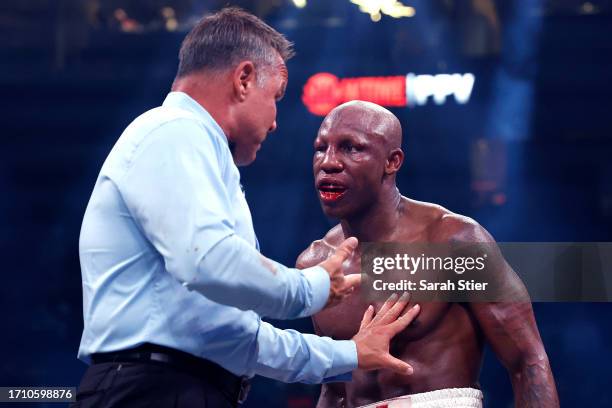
top-left (78, 91), bottom-right (357, 383)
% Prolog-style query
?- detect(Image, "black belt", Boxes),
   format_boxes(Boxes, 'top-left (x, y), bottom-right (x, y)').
top-left (91, 343), bottom-right (250, 405)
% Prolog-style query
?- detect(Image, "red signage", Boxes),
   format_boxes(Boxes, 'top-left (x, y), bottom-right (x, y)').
top-left (302, 72), bottom-right (476, 116)
top-left (302, 73), bottom-right (406, 116)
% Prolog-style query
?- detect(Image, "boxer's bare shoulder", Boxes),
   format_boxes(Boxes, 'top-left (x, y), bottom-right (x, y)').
top-left (412, 199), bottom-right (526, 300)
top-left (402, 197), bottom-right (492, 243)
top-left (296, 224), bottom-right (344, 269)
top-left (434, 212), bottom-right (492, 243)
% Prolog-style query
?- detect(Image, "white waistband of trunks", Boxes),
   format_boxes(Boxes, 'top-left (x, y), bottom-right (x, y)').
top-left (356, 387), bottom-right (483, 408)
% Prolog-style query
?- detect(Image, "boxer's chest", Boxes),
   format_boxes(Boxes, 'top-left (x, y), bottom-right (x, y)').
top-left (314, 251), bottom-right (451, 341)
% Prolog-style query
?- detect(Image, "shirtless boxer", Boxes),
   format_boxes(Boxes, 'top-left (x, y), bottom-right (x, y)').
top-left (297, 101), bottom-right (559, 408)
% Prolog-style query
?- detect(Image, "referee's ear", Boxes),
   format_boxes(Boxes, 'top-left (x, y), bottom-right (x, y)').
top-left (233, 60), bottom-right (257, 102)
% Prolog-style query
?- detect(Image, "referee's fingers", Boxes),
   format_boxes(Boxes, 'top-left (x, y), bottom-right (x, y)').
top-left (383, 354), bottom-right (414, 375)
top-left (371, 293), bottom-right (397, 323)
top-left (359, 305), bottom-right (374, 330)
top-left (389, 304), bottom-right (420, 335)
top-left (342, 273), bottom-right (361, 291)
top-left (379, 292), bottom-right (411, 325)
top-left (328, 237), bottom-right (358, 269)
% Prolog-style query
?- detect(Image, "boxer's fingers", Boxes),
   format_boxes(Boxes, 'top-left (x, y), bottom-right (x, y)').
top-left (388, 304), bottom-right (420, 335)
top-left (359, 305), bottom-right (374, 330)
top-left (381, 354), bottom-right (414, 376)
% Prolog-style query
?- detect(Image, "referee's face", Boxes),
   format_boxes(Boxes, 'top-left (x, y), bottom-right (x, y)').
top-left (231, 54), bottom-right (287, 166)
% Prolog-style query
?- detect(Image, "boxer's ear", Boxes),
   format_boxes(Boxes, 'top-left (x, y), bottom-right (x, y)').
top-left (385, 148), bottom-right (404, 175)
top-left (232, 61), bottom-right (256, 102)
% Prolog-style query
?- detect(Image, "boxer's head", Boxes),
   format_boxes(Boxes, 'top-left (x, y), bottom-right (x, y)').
top-left (314, 101), bottom-right (404, 219)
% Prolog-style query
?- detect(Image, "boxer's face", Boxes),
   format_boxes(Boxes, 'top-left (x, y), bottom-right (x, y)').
top-left (230, 55), bottom-right (287, 166)
top-left (313, 112), bottom-right (387, 219)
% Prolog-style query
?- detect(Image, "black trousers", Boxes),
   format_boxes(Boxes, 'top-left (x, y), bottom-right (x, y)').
top-left (71, 361), bottom-right (236, 408)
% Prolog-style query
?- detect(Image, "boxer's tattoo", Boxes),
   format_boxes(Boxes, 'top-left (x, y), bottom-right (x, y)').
top-left (470, 299), bottom-right (559, 408)
top-left (516, 361), bottom-right (558, 407)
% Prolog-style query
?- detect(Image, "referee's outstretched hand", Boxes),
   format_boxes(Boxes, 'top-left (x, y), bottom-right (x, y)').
top-left (318, 237), bottom-right (361, 309)
top-left (353, 292), bottom-right (420, 375)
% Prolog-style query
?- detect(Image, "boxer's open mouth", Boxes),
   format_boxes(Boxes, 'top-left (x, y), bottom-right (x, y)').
top-left (318, 183), bottom-right (347, 202)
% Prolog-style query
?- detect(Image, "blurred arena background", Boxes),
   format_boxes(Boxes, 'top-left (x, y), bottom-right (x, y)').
top-left (1, 0), bottom-right (611, 406)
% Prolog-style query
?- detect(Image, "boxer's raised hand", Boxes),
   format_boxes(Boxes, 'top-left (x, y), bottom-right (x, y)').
top-left (318, 237), bottom-right (361, 308)
top-left (353, 292), bottom-right (420, 375)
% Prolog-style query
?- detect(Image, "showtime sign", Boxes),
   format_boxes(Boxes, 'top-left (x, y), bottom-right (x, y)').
top-left (302, 72), bottom-right (475, 116)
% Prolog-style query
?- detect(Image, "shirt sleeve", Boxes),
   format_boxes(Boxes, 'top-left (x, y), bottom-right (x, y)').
top-left (116, 119), bottom-right (329, 319)
top-left (251, 320), bottom-right (357, 384)
top-left (187, 234), bottom-right (330, 319)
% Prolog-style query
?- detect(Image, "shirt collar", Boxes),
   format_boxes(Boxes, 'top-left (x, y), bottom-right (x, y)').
top-left (162, 91), bottom-right (227, 144)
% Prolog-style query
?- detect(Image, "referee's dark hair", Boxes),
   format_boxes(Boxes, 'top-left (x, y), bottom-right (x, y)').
top-left (176, 7), bottom-right (294, 79)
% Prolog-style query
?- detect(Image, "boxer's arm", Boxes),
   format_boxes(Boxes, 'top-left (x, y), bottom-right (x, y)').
top-left (471, 300), bottom-right (559, 408)
top-left (317, 383), bottom-right (347, 408)
top-left (452, 223), bottom-right (559, 407)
